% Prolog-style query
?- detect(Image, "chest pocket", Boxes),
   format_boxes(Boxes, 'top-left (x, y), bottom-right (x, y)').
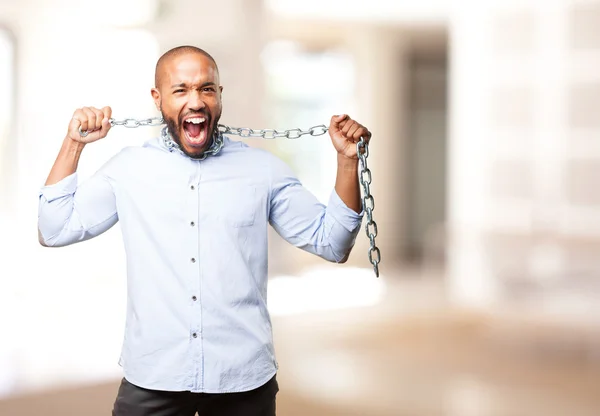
top-left (199, 183), bottom-right (258, 227)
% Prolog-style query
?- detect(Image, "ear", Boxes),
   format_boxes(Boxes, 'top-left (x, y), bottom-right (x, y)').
top-left (151, 88), bottom-right (161, 112)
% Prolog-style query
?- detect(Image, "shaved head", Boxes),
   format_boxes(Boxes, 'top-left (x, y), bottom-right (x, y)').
top-left (155, 46), bottom-right (218, 88)
top-left (151, 45), bottom-right (223, 159)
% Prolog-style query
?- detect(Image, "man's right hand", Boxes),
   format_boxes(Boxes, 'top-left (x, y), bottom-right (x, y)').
top-left (68, 106), bottom-right (113, 144)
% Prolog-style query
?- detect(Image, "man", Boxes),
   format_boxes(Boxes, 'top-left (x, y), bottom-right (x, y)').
top-left (37, 45), bottom-right (370, 416)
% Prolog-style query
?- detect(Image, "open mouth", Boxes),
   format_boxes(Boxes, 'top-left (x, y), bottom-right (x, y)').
top-left (182, 116), bottom-right (209, 147)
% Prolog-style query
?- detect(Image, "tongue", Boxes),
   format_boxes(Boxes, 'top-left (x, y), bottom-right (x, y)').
top-left (185, 122), bottom-right (202, 138)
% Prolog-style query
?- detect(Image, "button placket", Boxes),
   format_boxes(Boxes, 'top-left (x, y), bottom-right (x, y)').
top-left (189, 170), bottom-right (203, 389)
top-left (189, 176), bottom-right (200, 268)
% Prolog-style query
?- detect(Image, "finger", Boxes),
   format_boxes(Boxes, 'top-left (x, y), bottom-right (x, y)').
top-left (330, 114), bottom-right (348, 133)
top-left (73, 108), bottom-right (89, 135)
top-left (99, 106), bottom-right (113, 136)
top-left (69, 113), bottom-right (83, 138)
top-left (99, 116), bottom-right (112, 137)
top-left (352, 126), bottom-right (368, 142)
top-left (102, 106), bottom-right (112, 122)
top-left (341, 119), bottom-right (357, 136)
top-left (346, 123), bottom-right (362, 141)
top-left (92, 107), bottom-right (104, 131)
top-left (82, 107), bottom-right (98, 131)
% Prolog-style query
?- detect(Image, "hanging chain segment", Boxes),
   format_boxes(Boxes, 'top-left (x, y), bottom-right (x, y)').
top-left (357, 139), bottom-right (380, 277)
top-left (79, 118), bottom-right (381, 277)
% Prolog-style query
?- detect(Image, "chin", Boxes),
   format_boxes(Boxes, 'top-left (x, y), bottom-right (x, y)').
top-left (182, 134), bottom-right (213, 159)
top-left (183, 147), bottom-right (210, 159)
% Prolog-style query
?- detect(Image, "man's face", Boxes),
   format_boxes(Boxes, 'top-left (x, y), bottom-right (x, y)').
top-left (152, 53), bottom-right (223, 158)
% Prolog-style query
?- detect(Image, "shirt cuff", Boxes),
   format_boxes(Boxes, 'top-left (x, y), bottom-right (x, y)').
top-left (328, 189), bottom-right (364, 233)
top-left (38, 172), bottom-right (78, 202)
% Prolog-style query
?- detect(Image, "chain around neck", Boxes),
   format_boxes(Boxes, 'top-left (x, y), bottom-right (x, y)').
top-left (161, 126), bottom-right (225, 161)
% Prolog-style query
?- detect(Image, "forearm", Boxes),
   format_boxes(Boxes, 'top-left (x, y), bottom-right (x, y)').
top-left (38, 164), bottom-right (119, 247)
top-left (334, 154), bottom-right (361, 214)
top-left (270, 190), bottom-right (362, 263)
top-left (45, 136), bottom-right (86, 186)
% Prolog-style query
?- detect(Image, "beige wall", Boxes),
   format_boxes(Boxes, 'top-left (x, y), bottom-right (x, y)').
top-left (264, 20), bottom-right (412, 271)
top-left (4, 0), bottom-right (600, 405)
top-left (447, 1), bottom-right (600, 318)
top-left (4, 0), bottom-right (598, 312)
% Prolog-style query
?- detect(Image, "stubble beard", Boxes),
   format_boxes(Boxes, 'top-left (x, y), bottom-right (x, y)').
top-left (162, 109), bottom-right (221, 159)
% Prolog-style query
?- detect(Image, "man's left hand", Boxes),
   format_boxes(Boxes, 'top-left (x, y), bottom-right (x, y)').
top-left (329, 114), bottom-right (372, 160)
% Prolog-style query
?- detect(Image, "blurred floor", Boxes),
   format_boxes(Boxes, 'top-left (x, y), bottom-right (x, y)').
top-left (1, 268), bottom-right (599, 416)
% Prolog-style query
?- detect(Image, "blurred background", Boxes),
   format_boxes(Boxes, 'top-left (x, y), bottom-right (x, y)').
top-left (1, 0), bottom-right (600, 415)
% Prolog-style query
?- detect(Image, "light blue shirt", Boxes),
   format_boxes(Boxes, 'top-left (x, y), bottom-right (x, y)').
top-left (37, 135), bottom-right (363, 393)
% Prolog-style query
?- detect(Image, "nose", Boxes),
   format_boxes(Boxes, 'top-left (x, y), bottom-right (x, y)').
top-left (188, 90), bottom-right (206, 111)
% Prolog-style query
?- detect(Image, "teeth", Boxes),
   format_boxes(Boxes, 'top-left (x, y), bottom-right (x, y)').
top-left (185, 117), bottom-right (205, 124)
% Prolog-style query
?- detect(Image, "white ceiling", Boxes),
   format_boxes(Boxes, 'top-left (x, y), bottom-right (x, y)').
top-left (265, 0), bottom-right (451, 23)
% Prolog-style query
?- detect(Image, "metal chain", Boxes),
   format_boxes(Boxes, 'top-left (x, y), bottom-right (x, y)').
top-left (356, 139), bottom-right (380, 277)
top-left (80, 117), bottom-right (381, 277)
top-left (79, 117), bottom-right (165, 137)
top-left (111, 117), bottom-right (165, 129)
top-left (217, 124), bottom-right (329, 139)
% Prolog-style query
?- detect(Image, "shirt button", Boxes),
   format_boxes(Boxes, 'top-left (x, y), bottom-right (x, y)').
top-left (191, 258), bottom-right (196, 263)
top-left (190, 221), bottom-right (195, 227)
top-left (192, 333), bottom-right (198, 338)
top-left (192, 296), bottom-right (197, 301)
top-left (190, 185), bottom-right (195, 190)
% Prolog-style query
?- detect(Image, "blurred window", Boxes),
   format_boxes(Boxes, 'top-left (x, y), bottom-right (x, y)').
top-left (0, 27), bottom-right (14, 180)
top-left (262, 40), bottom-right (356, 202)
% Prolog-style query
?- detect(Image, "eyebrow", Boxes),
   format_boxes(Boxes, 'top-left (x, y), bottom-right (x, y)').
top-left (170, 82), bottom-right (217, 89)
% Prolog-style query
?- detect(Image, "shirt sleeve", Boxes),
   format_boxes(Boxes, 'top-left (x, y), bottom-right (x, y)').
top-left (268, 155), bottom-right (363, 263)
top-left (37, 151), bottom-right (124, 247)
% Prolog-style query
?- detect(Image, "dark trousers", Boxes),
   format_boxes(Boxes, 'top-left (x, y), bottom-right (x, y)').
top-left (112, 376), bottom-right (278, 416)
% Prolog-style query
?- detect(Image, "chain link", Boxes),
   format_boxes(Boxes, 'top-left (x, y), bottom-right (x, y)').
top-left (79, 117), bottom-right (381, 277)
